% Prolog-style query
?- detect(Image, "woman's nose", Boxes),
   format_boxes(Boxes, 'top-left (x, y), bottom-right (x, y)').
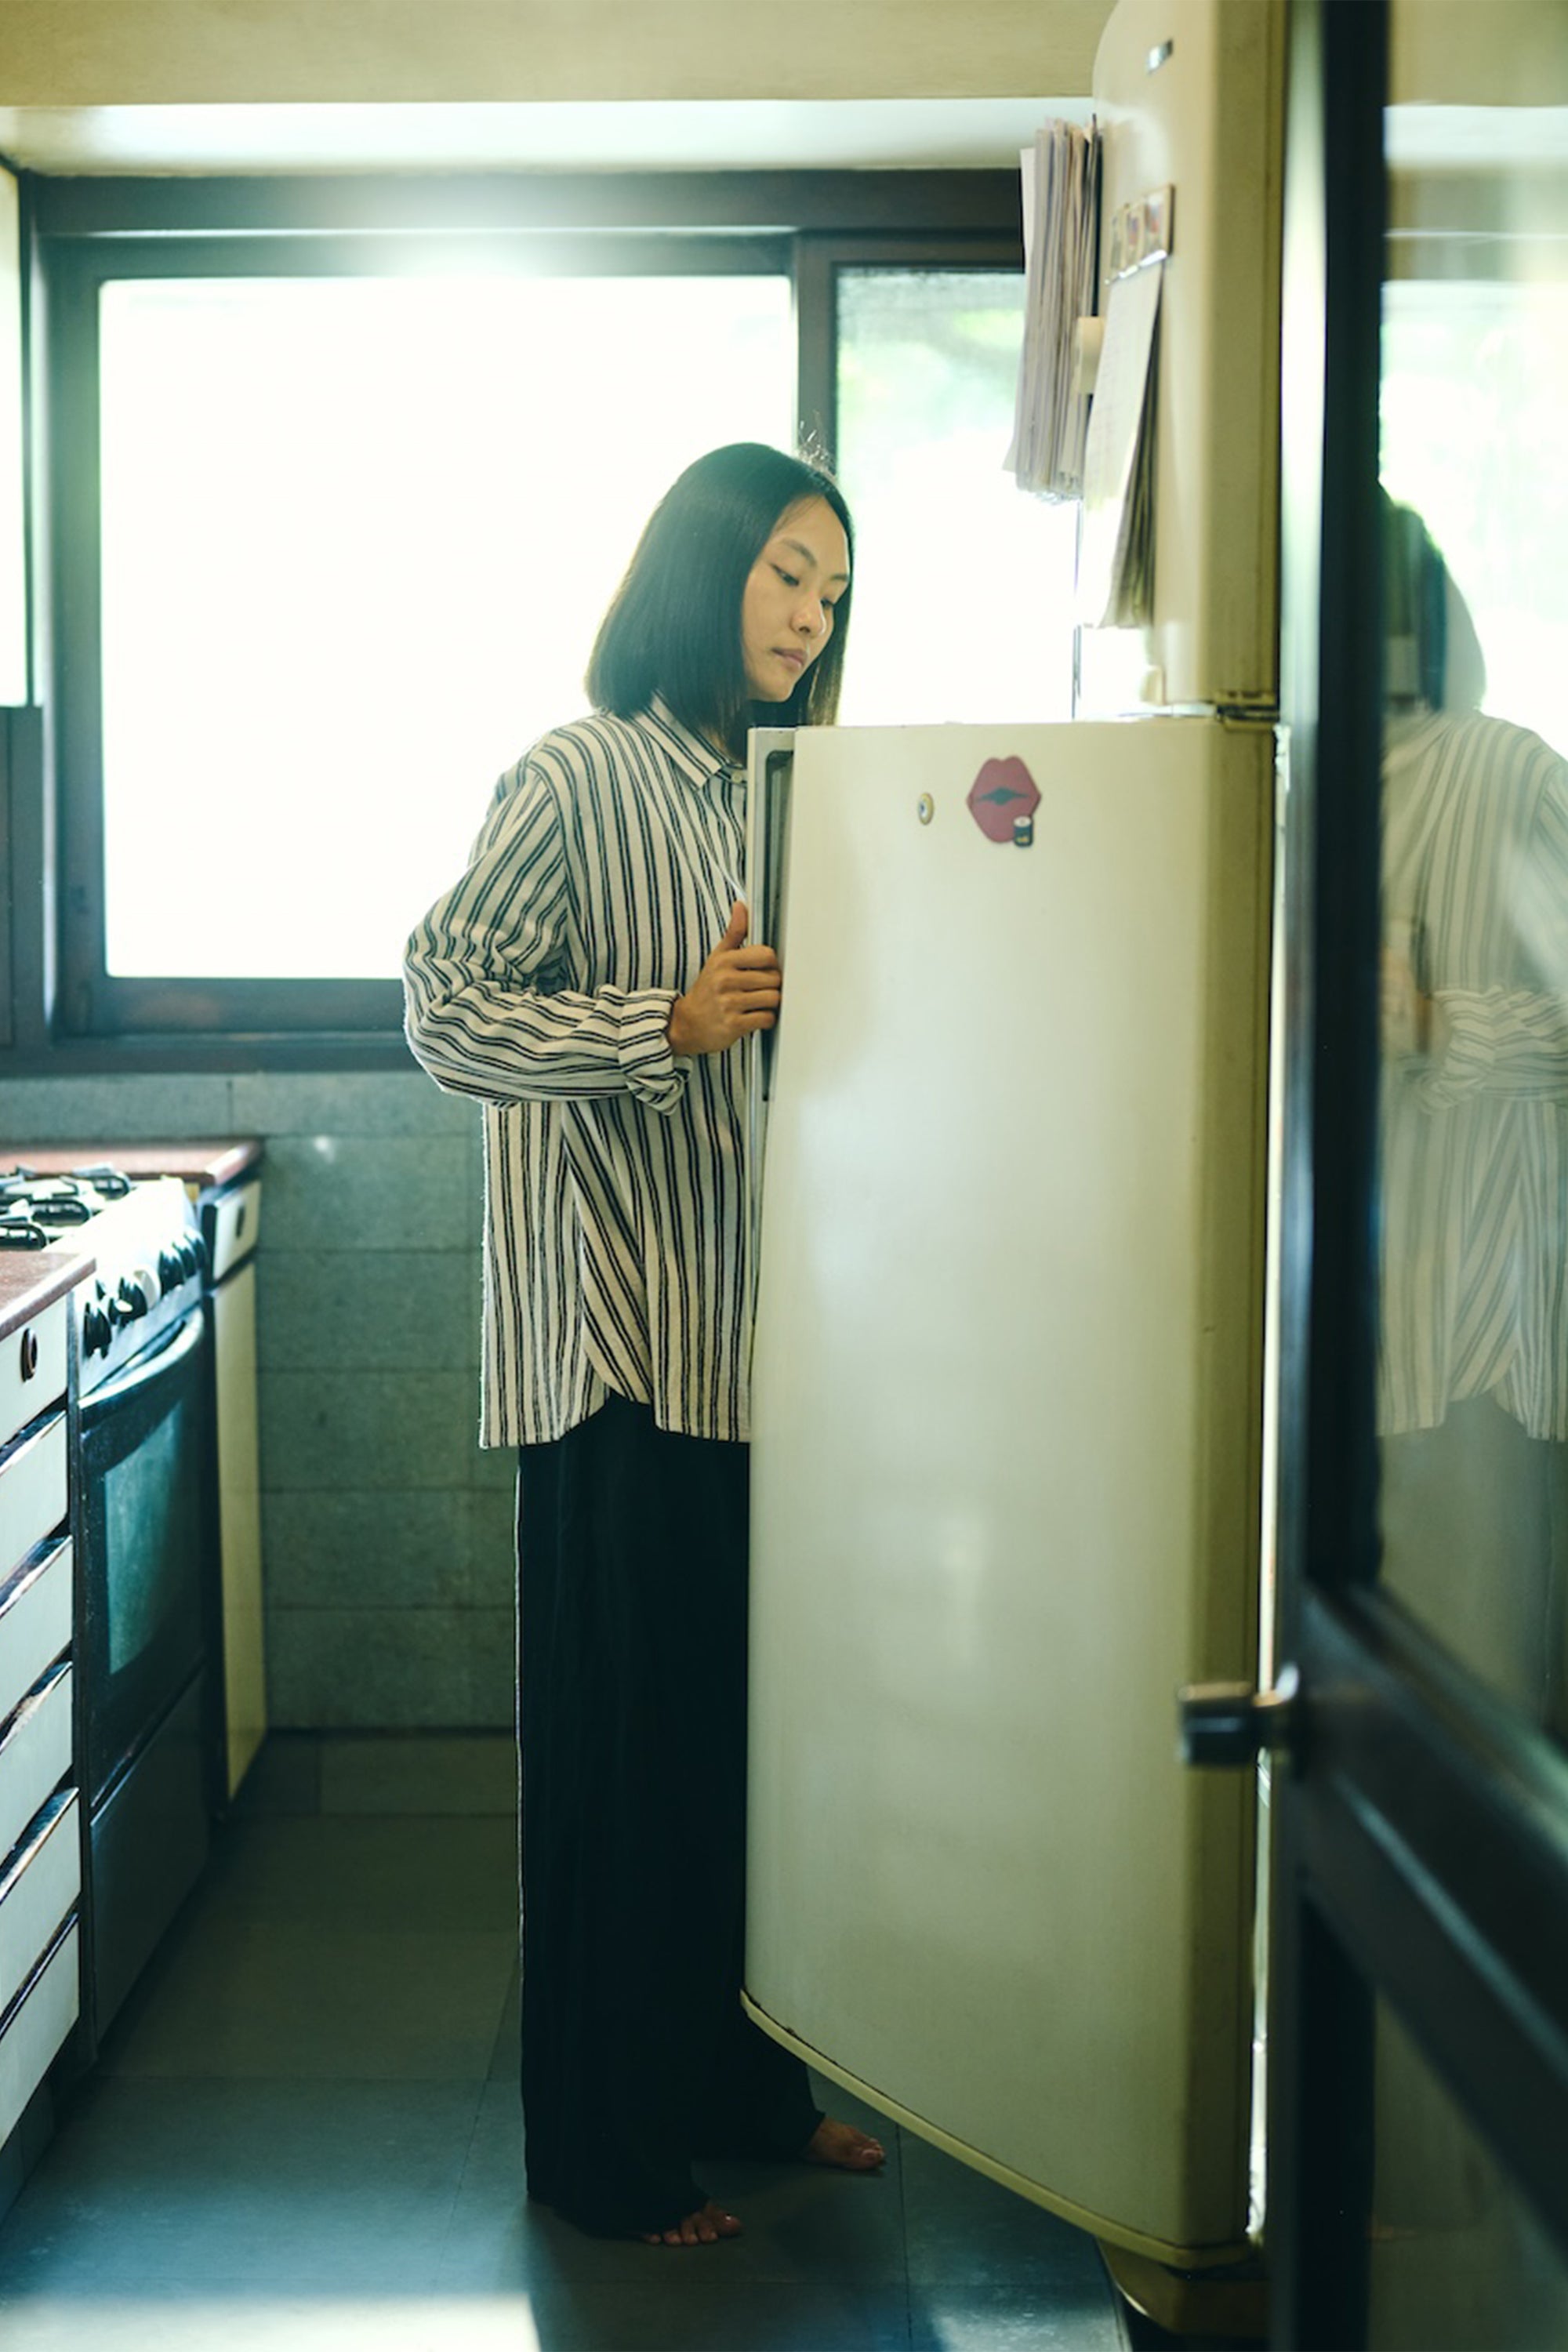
top-left (795, 595), bottom-right (829, 637)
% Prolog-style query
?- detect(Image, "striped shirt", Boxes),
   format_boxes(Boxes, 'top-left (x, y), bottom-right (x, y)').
top-left (402, 699), bottom-right (752, 1446)
top-left (1379, 709), bottom-right (1568, 1438)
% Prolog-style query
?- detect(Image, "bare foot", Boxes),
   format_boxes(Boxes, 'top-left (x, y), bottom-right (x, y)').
top-left (802, 2117), bottom-right (886, 2172)
top-left (640, 2199), bottom-right (744, 2248)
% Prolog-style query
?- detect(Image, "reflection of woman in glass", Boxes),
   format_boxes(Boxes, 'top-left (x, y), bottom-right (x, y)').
top-left (1377, 499), bottom-right (1568, 1735)
top-left (403, 445), bottom-right (884, 2247)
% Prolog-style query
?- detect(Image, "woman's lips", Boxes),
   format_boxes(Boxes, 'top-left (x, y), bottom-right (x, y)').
top-left (776, 649), bottom-right (805, 671)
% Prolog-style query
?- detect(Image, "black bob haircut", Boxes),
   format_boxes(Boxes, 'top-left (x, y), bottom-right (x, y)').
top-left (586, 442), bottom-right (855, 754)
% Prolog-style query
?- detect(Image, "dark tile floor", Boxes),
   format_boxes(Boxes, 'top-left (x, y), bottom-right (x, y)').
top-left (0, 1735), bottom-right (1142, 2351)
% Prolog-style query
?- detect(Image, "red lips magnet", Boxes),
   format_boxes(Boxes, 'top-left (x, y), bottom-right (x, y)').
top-left (967, 757), bottom-right (1040, 843)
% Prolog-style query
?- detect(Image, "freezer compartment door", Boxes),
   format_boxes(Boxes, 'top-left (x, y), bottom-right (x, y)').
top-left (1083, 0), bottom-right (1285, 713)
top-left (746, 717), bottom-right (1272, 2265)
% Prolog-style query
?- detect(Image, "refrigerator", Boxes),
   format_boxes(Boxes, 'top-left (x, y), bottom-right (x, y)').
top-left (742, 0), bottom-right (1284, 2273)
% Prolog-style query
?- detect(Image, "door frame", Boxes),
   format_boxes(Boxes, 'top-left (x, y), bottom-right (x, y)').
top-left (1270, 2), bottom-right (1568, 2343)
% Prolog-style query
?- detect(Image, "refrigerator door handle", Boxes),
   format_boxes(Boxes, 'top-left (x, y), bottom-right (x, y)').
top-left (1178, 1661), bottom-right (1303, 1771)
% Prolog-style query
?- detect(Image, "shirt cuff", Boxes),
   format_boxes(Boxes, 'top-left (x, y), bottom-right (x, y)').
top-left (618, 990), bottom-right (690, 1112)
top-left (1417, 991), bottom-right (1492, 1105)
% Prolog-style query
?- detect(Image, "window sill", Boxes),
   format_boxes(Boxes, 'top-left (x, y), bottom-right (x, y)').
top-left (0, 1029), bottom-right (418, 1077)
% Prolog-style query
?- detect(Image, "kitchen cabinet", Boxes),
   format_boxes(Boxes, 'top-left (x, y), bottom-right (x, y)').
top-left (0, 1245), bottom-right (90, 2218)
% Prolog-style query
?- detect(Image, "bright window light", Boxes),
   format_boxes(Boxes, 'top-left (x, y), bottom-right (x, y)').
top-left (98, 274), bottom-right (793, 978)
top-left (1381, 277), bottom-right (1568, 757)
top-left (833, 268), bottom-right (1076, 726)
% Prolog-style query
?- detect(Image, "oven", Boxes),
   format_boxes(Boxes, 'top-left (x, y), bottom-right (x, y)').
top-left (1, 1167), bottom-right (213, 2053)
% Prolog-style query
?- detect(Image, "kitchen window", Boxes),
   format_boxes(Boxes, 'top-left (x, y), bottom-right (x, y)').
top-left (24, 175), bottom-right (1040, 1059)
top-left (833, 263), bottom-right (1076, 728)
top-left (1380, 273), bottom-right (1568, 762)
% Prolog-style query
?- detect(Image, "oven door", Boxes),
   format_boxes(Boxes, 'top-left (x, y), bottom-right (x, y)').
top-left (77, 1304), bottom-right (214, 2042)
top-left (79, 1306), bottom-right (211, 1806)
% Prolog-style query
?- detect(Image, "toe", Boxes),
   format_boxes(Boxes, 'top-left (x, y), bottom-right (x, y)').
top-left (805, 2118), bottom-right (887, 2170)
top-left (647, 2201), bottom-right (742, 2248)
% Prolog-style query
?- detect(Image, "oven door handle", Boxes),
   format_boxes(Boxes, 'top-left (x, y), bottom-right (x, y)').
top-left (81, 1304), bottom-right (204, 1424)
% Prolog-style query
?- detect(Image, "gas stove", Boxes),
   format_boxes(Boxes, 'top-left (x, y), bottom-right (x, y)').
top-left (0, 1166), bottom-right (205, 1394)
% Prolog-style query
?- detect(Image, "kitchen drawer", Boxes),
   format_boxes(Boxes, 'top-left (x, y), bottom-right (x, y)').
top-left (0, 1416), bottom-right (67, 1588)
top-left (205, 1178), bottom-right (262, 1283)
top-left (0, 1538), bottom-right (71, 1730)
top-left (0, 1298), bottom-right (67, 1457)
top-left (0, 1919), bottom-right (78, 2148)
top-left (0, 1791), bottom-right (78, 2022)
top-left (0, 1664), bottom-right (71, 1867)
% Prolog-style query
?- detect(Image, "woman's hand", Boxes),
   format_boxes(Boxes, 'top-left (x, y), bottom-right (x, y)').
top-left (1381, 943), bottom-right (1433, 1058)
top-left (668, 902), bottom-right (781, 1057)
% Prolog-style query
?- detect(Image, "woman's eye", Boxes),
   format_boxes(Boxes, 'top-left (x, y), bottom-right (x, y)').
top-left (776, 568), bottom-right (800, 588)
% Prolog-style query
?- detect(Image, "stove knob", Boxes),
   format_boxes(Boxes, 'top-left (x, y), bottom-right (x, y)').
top-left (117, 1272), bottom-right (155, 1319)
top-left (158, 1247), bottom-right (183, 1294)
top-left (82, 1300), bottom-right (113, 1356)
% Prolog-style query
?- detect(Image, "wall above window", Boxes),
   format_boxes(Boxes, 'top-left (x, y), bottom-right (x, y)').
top-left (0, 0), bottom-right (1103, 110)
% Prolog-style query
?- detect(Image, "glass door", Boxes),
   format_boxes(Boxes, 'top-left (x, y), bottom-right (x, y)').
top-left (1269, 2), bottom-right (1568, 2344)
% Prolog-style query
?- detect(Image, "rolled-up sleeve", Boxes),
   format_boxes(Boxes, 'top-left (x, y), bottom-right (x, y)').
top-left (402, 762), bottom-right (688, 1114)
top-left (1419, 762), bottom-right (1568, 1107)
top-left (1421, 986), bottom-right (1568, 1104)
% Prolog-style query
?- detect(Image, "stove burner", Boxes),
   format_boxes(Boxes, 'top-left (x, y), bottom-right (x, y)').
top-left (67, 1164), bottom-right (133, 1200)
top-left (0, 1215), bottom-right (49, 1252)
top-left (0, 1187), bottom-right (93, 1227)
top-left (2, 1163), bottom-right (134, 1210)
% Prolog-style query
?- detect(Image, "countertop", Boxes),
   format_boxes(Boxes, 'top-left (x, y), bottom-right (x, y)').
top-left (3, 1140), bottom-right (263, 1194)
top-left (0, 1243), bottom-right (94, 1344)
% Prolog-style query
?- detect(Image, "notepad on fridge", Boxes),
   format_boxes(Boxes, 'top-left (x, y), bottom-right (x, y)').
top-left (1005, 118), bottom-right (1102, 502)
top-left (1076, 253), bottom-right (1163, 629)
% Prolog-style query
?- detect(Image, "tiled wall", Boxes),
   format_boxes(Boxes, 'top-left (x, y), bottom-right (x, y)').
top-left (1, 1069), bottom-right (513, 1732)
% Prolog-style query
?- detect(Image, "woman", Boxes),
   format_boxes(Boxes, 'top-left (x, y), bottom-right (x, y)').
top-left (402, 444), bottom-right (883, 2247)
top-left (1377, 500), bottom-right (1568, 1733)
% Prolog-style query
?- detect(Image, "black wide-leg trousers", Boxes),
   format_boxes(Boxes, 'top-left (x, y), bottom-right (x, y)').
top-left (516, 1394), bottom-right (821, 2236)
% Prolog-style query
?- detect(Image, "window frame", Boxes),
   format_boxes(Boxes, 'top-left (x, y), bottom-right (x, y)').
top-left (11, 169), bottom-right (1022, 1071)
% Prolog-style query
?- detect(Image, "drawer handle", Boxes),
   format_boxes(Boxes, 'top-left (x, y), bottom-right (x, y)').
top-left (20, 1328), bottom-right (39, 1381)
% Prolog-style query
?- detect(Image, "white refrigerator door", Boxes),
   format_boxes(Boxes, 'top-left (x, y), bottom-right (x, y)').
top-left (746, 717), bottom-right (1272, 2265)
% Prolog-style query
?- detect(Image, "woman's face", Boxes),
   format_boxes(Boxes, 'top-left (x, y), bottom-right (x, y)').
top-left (741, 497), bottom-right (851, 702)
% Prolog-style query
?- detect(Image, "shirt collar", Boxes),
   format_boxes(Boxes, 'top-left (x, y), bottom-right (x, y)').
top-left (637, 696), bottom-right (743, 790)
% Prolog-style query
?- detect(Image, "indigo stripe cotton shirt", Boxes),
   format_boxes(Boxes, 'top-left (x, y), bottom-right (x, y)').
top-left (403, 700), bottom-right (752, 1445)
top-left (1379, 709), bottom-right (1568, 1440)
